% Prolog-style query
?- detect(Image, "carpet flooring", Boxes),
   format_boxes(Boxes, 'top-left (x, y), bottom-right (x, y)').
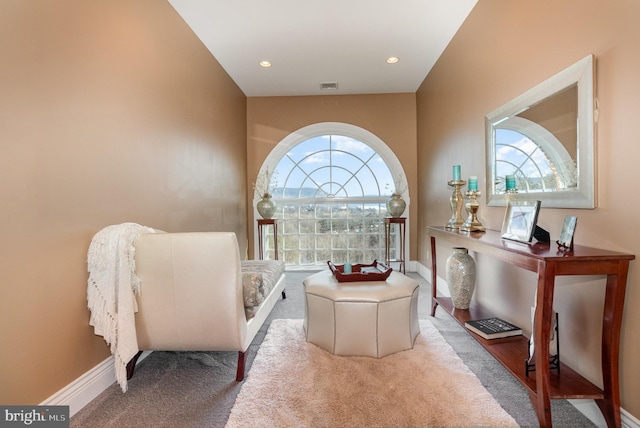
top-left (70, 271), bottom-right (596, 427)
top-left (226, 319), bottom-right (518, 427)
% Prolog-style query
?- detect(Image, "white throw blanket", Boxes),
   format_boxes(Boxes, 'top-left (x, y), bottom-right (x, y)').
top-left (87, 223), bottom-right (155, 392)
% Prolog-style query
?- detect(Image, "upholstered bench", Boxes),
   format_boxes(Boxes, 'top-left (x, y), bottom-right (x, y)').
top-left (303, 270), bottom-right (420, 358)
top-left (131, 232), bottom-right (286, 382)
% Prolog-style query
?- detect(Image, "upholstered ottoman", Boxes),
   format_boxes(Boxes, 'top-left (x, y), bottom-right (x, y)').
top-left (303, 270), bottom-right (420, 358)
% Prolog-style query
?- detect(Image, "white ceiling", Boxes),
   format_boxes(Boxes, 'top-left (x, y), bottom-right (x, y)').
top-left (168, 0), bottom-right (477, 97)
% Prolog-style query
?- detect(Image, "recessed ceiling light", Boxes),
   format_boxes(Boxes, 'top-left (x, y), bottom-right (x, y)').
top-left (259, 60), bottom-right (272, 68)
top-left (386, 57), bottom-right (399, 64)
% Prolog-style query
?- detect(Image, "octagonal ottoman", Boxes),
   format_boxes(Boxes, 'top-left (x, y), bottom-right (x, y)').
top-left (303, 270), bottom-right (420, 358)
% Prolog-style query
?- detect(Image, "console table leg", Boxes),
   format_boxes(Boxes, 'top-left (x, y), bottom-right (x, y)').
top-left (527, 390), bottom-right (552, 427)
top-left (430, 236), bottom-right (438, 316)
top-left (596, 268), bottom-right (628, 427)
top-left (532, 261), bottom-right (555, 427)
top-left (596, 398), bottom-right (620, 428)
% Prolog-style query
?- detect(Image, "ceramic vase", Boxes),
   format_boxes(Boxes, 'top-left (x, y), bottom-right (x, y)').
top-left (257, 193), bottom-right (276, 219)
top-left (445, 247), bottom-right (476, 309)
top-left (386, 193), bottom-right (406, 218)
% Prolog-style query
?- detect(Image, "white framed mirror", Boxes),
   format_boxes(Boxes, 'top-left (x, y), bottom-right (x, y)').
top-left (486, 54), bottom-right (596, 208)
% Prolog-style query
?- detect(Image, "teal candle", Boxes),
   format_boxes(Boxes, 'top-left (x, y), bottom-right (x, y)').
top-left (506, 174), bottom-right (516, 190)
top-left (452, 165), bottom-right (461, 181)
top-left (468, 176), bottom-right (478, 191)
top-left (343, 262), bottom-right (352, 274)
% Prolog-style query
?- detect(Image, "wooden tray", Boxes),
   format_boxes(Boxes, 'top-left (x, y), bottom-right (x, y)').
top-left (327, 260), bottom-right (392, 282)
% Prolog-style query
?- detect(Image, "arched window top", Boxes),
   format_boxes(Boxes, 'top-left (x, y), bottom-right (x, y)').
top-left (495, 116), bottom-right (577, 193)
top-left (256, 122), bottom-right (408, 202)
top-left (272, 134), bottom-right (394, 200)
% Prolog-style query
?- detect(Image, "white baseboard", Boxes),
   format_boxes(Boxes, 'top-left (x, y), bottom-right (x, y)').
top-left (415, 261), bottom-right (449, 297)
top-left (623, 407), bottom-right (640, 428)
top-left (415, 260), bottom-right (429, 279)
top-left (415, 261), bottom-right (638, 428)
top-left (568, 399), bottom-right (640, 428)
top-left (40, 351), bottom-right (151, 418)
top-left (568, 399), bottom-right (607, 427)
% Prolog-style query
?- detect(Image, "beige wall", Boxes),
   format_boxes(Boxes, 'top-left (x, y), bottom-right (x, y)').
top-left (246, 94), bottom-right (417, 260)
top-left (417, 0), bottom-right (640, 418)
top-left (0, 1), bottom-right (247, 404)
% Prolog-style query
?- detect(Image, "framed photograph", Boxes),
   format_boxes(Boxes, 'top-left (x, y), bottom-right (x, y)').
top-left (501, 200), bottom-right (542, 243)
top-left (557, 215), bottom-right (577, 250)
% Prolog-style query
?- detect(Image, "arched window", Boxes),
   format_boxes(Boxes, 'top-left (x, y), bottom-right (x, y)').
top-left (494, 116), bottom-right (577, 193)
top-left (254, 123), bottom-right (408, 268)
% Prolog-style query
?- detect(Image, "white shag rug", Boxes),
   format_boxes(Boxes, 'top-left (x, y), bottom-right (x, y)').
top-left (226, 319), bottom-right (518, 427)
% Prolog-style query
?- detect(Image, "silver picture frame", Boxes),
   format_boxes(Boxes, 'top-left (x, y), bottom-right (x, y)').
top-left (501, 200), bottom-right (542, 243)
top-left (557, 215), bottom-right (577, 250)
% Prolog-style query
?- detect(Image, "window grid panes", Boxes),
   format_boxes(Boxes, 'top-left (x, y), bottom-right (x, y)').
top-left (260, 134), bottom-right (402, 268)
top-left (495, 128), bottom-right (565, 193)
top-left (270, 201), bottom-right (390, 267)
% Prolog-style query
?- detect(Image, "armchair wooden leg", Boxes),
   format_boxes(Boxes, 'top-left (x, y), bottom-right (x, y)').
top-left (126, 351), bottom-right (143, 380)
top-left (236, 351), bottom-right (246, 382)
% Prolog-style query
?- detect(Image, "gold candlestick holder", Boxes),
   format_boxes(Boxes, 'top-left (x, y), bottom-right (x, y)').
top-left (445, 180), bottom-right (466, 230)
top-left (461, 190), bottom-right (486, 232)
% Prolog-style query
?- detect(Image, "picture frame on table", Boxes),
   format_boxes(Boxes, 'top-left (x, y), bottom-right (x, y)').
top-left (557, 215), bottom-right (577, 250)
top-left (501, 200), bottom-right (542, 243)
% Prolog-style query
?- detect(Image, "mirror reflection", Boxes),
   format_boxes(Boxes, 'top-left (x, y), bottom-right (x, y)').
top-left (486, 55), bottom-right (595, 208)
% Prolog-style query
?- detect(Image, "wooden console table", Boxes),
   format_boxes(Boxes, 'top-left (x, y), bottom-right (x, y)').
top-left (429, 226), bottom-right (634, 427)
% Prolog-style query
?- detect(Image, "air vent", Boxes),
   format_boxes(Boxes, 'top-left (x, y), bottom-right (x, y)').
top-left (320, 82), bottom-right (338, 90)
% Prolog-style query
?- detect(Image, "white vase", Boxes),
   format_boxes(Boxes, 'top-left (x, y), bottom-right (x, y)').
top-left (445, 247), bottom-right (476, 309)
top-left (386, 193), bottom-right (406, 218)
top-left (257, 193), bottom-right (276, 219)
